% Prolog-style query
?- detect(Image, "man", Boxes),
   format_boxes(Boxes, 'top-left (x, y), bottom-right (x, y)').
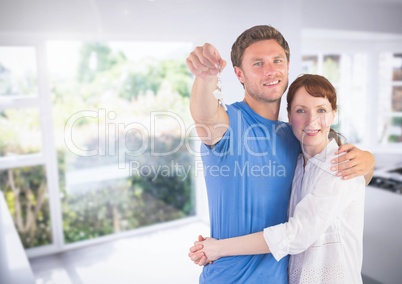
top-left (186, 25), bottom-right (374, 283)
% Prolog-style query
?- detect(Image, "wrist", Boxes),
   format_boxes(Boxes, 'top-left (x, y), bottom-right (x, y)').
top-left (199, 76), bottom-right (218, 88)
top-left (218, 238), bottom-right (235, 258)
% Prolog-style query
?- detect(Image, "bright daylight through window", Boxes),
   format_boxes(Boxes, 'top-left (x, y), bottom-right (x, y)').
top-left (0, 41), bottom-right (196, 249)
top-left (378, 53), bottom-right (402, 144)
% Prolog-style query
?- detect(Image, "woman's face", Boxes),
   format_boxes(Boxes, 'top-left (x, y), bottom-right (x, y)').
top-left (288, 86), bottom-right (336, 158)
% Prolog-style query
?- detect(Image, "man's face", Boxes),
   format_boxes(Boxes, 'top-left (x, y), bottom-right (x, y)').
top-left (235, 39), bottom-right (289, 104)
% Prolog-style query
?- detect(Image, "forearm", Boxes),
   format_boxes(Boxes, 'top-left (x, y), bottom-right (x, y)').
top-left (217, 232), bottom-right (270, 258)
top-left (190, 76), bottom-right (220, 123)
top-left (360, 150), bottom-right (375, 185)
top-left (364, 165), bottom-right (374, 186)
top-left (189, 76), bottom-right (229, 145)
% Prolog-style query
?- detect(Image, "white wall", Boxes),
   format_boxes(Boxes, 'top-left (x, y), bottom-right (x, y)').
top-left (1, 0), bottom-right (400, 106)
top-left (1, 0), bottom-right (400, 49)
top-left (301, 0), bottom-right (402, 35)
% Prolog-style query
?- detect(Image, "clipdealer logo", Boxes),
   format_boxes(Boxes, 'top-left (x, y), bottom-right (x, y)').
top-left (64, 108), bottom-right (290, 177)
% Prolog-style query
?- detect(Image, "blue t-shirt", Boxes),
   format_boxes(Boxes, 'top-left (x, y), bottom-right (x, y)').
top-left (199, 102), bottom-right (300, 284)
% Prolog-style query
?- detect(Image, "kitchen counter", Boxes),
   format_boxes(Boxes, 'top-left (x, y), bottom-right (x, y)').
top-left (362, 186), bottom-right (402, 283)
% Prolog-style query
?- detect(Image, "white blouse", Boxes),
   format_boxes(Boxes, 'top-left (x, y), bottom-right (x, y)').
top-left (264, 139), bottom-right (366, 283)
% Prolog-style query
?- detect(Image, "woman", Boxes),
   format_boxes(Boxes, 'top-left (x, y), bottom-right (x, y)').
top-left (189, 74), bottom-right (366, 283)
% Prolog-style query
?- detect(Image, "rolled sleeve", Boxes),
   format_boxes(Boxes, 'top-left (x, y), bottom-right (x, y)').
top-left (264, 224), bottom-right (294, 261)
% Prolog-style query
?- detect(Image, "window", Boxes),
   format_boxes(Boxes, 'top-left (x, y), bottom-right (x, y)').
top-left (0, 40), bottom-right (196, 254)
top-left (0, 46), bottom-right (38, 97)
top-left (378, 53), bottom-right (402, 144)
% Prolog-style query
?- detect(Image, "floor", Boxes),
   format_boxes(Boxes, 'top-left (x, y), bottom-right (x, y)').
top-left (30, 221), bottom-right (210, 284)
top-left (29, 218), bottom-right (386, 284)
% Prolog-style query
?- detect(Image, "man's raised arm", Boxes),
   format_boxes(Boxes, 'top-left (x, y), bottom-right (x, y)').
top-left (186, 43), bottom-right (230, 146)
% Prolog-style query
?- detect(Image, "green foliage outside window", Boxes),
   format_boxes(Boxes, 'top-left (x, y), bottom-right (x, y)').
top-left (1, 41), bottom-right (196, 248)
top-left (0, 165), bottom-right (52, 248)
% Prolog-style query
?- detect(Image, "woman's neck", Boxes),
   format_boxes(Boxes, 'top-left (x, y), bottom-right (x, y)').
top-left (301, 139), bottom-right (331, 166)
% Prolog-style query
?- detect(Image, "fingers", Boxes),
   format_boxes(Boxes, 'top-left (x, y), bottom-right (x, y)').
top-left (188, 235), bottom-right (215, 266)
top-left (332, 146), bottom-right (356, 164)
top-left (332, 159), bottom-right (356, 177)
top-left (332, 144), bottom-right (374, 180)
top-left (189, 235), bottom-right (206, 254)
top-left (340, 171), bottom-right (361, 180)
top-left (197, 255), bottom-right (210, 266)
top-left (189, 243), bottom-right (203, 253)
top-left (334, 143), bottom-right (354, 154)
top-left (196, 43), bottom-right (220, 67)
top-left (188, 251), bottom-right (205, 262)
top-left (218, 59), bottom-right (227, 72)
top-left (188, 251), bottom-right (211, 266)
top-left (331, 144), bottom-right (356, 173)
top-left (186, 43), bottom-right (226, 77)
top-left (332, 157), bottom-right (365, 180)
top-left (332, 158), bottom-right (355, 172)
top-left (336, 165), bottom-right (363, 179)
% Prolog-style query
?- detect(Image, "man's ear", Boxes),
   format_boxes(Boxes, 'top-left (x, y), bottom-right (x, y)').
top-left (234, 66), bottom-right (244, 84)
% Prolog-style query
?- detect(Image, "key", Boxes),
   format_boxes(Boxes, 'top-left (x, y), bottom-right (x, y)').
top-left (212, 70), bottom-right (227, 111)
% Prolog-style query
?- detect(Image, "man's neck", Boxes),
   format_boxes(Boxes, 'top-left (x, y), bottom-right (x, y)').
top-left (243, 97), bottom-right (281, 121)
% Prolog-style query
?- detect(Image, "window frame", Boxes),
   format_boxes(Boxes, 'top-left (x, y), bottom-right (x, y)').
top-left (0, 39), bottom-right (64, 257)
